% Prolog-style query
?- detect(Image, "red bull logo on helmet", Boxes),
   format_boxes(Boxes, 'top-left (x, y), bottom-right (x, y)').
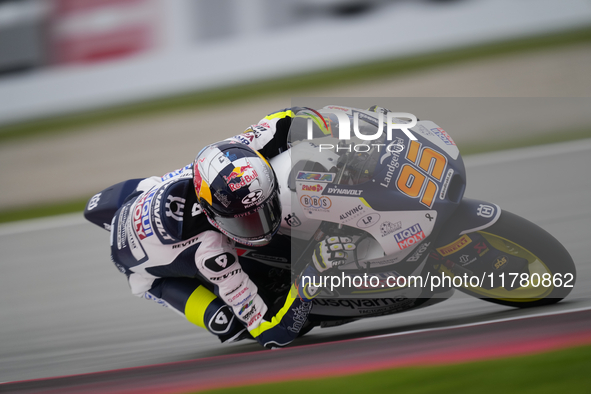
top-left (224, 163), bottom-right (258, 192)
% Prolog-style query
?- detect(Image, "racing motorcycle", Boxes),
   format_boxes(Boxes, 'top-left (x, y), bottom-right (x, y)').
top-left (85, 106), bottom-right (576, 333)
top-left (234, 106), bottom-right (576, 329)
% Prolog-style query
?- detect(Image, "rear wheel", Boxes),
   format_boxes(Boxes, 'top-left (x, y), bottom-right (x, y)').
top-left (439, 211), bottom-right (576, 308)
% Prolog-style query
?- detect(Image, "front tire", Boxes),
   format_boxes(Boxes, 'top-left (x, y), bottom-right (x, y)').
top-left (444, 211), bottom-right (576, 308)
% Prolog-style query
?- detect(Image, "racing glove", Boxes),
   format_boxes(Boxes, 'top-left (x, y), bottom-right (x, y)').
top-left (312, 236), bottom-right (356, 273)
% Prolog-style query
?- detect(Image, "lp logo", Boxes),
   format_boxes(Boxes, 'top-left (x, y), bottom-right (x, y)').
top-left (357, 213), bottom-right (381, 229)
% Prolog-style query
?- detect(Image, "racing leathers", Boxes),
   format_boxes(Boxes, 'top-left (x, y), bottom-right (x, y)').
top-left (108, 108), bottom-right (312, 348)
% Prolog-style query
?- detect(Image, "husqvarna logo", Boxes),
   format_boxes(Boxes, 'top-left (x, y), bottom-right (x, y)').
top-left (477, 204), bottom-right (495, 218)
top-left (165, 195), bottom-right (185, 221)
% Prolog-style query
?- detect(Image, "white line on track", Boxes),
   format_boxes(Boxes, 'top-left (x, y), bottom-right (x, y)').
top-left (1, 138), bottom-right (590, 237)
top-left (358, 305), bottom-right (591, 341)
top-left (0, 212), bottom-right (86, 237)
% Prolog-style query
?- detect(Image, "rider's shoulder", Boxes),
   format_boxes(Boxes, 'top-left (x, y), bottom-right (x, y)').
top-left (160, 163), bottom-right (193, 182)
top-left (129, 174), bottom-right (198, 245)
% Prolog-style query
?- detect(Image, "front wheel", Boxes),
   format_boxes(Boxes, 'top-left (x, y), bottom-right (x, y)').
top-left (435, 211), bottom-right (576, 308)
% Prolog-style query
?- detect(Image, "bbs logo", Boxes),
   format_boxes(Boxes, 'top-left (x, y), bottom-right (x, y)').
top-left (242, 189), bottom-right (263, 207)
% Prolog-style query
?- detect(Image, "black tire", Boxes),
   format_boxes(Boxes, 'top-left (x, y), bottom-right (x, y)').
top-left (454, 210), bottom-right (576, 308)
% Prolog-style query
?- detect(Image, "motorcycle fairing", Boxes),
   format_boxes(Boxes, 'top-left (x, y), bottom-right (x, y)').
top-left (434, 198), bottom-right (502, 248)
top-left (294, 182), bottom-right (438, 258)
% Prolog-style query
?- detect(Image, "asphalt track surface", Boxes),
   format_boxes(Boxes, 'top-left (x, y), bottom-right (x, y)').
top-left (1, 139), bottom-right (591, 392)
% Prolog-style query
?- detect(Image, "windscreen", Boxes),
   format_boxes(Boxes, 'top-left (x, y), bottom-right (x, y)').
top-left (287, 108), bottom-right (405, 186)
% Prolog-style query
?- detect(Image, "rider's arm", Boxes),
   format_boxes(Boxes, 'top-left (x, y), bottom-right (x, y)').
top-left (225, 107), bottom-right (305, 159)
top-left (191, 231), bottom-right (311, 348)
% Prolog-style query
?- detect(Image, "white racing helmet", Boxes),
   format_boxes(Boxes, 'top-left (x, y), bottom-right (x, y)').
top-left (193, 142), bottom-right (281, 247)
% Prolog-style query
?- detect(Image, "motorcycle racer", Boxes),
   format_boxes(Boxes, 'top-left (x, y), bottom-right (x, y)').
top-left (85, 106), bottom-right (372, 348)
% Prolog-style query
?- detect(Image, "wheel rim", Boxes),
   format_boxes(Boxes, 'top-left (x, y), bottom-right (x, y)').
top-left (440, 231), bottom-right (554, 302)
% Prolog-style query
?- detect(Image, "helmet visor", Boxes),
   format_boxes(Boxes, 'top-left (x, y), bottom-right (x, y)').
top-left (213, 191), bottom-right (282, 244)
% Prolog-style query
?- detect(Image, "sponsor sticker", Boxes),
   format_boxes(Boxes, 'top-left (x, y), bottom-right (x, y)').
top-left (248, 312), bottom-right (262, 327)
top-left (494, 255), bottom-right (508, 270)
top-left (313, 297), bottom-right (410, 314)
top-left (87, 193), bottom-right (101, 210)
top-left (357, 213), bottom-right (380, 229)
top-left (380, 221), bottom-right (402, 237)
top-left (300, 195), bottom-right (332, 212)
top-left (324, 186), bottom-right (363, 196)
top-left (238, 299), bottom-right (254, 316)
top-left (287, 302), bottom-right (313, 333)
top-left (284, 213), bottom-right (302, 227)
top-left (214, 190), bottom-right (231, 208)
top-left (162, 163), bottom-right (192, 181)
top-left (301, 184), bottom-right (324, 192)
top-left (439, 169), bottom-right (454, 199)
top-left (297, 171), bottom-right (334, 182)
top-left (242, 189), bottom-right (264, 208)
top-left (379, 137), bottom-right (405, 188)
top-left (436, 234), bottom-right (472, 256)
top-left (474, 241), bottom-right (489, 256)
top-left (153, 188), bottom-right (174, 242)
top-left (477, 204), bottom-right (495, 218)
top-left (165, 195), bottom-right (185, 222)
top-left (224, 163), bottom-right (259, 192)
top-left (407, 242), bottom-right (431, 262)
top-left (430, 127), bottom-right (456, 146)
top-left (393, 224), bottom-right (426, 250)
top-left (412, 125), bottom-right (433, 138)
top-left (339, 205), bottom-right (364, 221)
top-left (133, 189), bottom-right (156, 240)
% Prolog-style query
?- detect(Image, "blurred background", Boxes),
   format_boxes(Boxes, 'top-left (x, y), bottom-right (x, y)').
top-left (0, 0), bottom-right (590, 214)
top-left (1, 0), bottom-right (591, 386)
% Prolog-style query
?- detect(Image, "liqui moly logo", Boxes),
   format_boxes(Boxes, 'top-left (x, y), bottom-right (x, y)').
top-left (307, 109), bottom-right (418, 152)
top-left (393, 224), bottom-right (425, 250)
top-left (133, 189), bottom-right (156, 240)
top-left (224, 164), bottom-right (258, 192)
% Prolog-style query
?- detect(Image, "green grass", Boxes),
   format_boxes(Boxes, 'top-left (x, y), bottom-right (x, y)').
top-left (1, 25), bottom-right (591, 144)
top-left (198, 344), bottom-right (591, 394)
top-left (0, 198), bottom-right (89, 224)
top-left (2, 26), bottom-right (590, 224)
